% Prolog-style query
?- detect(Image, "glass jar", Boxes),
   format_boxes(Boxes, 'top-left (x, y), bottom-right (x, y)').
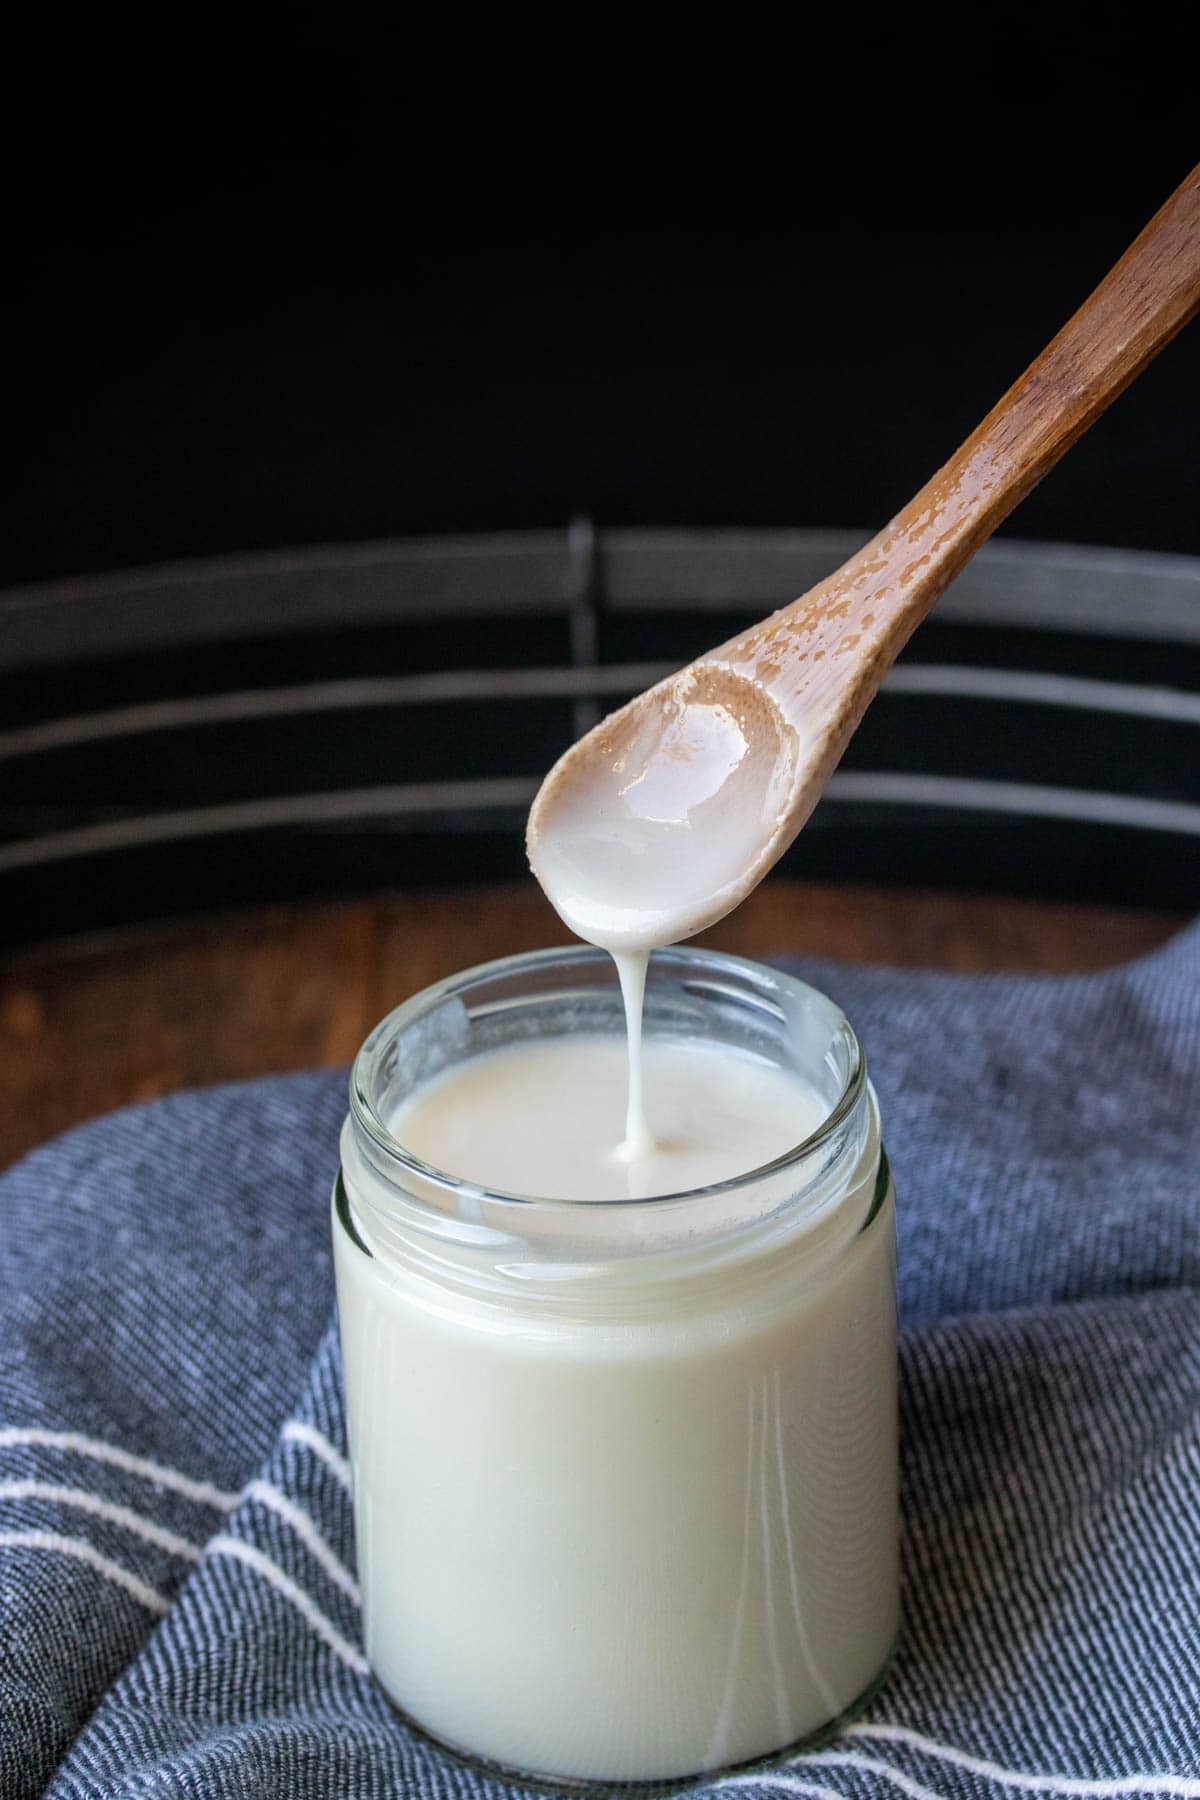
top-left (333, 945), bottom-right (897, 1787)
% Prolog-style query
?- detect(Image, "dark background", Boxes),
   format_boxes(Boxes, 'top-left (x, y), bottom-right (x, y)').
top-left (5, 11), bottom-right (1198, 588)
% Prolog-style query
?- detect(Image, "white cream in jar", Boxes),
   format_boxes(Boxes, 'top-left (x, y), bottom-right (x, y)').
top-left (334, 946), bottom-right (898, 1784)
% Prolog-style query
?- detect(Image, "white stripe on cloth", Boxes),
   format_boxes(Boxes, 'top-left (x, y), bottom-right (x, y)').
top-left (1, 1425), bottom-right (359, 1594)
top-left (281, 1422), bottom-right (352, 1490)
top-left (0, 1481), bottom-right (202, 1562)
top-left (845, 1724), bottom-right (1200, 1797)
top-left (243, 1480), bottom-right (360, 1604)
top-left (768, 1739), bottom-right (1200, 1800)
top-left (718, 1753), bottom-right (1200, 1800)
top-left (0, 1530), bottom-right (170, 1614)
top-left (207, 1536), bottom-right (369, 1675)
top-left (0, 1429), bottom-right (239, 1509)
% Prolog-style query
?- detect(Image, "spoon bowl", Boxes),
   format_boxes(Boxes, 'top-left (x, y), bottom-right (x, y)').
top-left (528, 665), bottom-right (801, 950)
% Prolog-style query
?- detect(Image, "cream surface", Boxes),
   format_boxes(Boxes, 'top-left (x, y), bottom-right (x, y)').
top-left (390, 1033), bottom-right (827, 1201)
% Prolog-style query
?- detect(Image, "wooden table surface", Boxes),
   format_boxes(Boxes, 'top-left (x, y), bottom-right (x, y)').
top-left (0, 881), bottom-right (1186, 1170)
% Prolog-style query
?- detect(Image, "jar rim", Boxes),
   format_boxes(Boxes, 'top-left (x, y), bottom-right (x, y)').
top-left (348, 945), bottom-right (866, 1216)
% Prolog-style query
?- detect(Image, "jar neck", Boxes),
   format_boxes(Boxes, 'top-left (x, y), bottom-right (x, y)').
top-left (338, 945), bottom-right (880, 1315)
top-left (339, 1081), bottom-right (883, 1316)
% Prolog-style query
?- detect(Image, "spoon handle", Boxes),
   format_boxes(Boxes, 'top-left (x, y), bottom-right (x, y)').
top-left (916, 161), bottom-right (1200, 565)
top-left (722, 163), bottom-right (1200, 726)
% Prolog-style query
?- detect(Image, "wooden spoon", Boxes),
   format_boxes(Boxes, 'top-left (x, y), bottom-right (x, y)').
top-left (527, 165), bottom-right (1200, 952)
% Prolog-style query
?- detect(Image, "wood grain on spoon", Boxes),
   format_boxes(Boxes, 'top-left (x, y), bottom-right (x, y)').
top-left (528, 165), bottom-right (1200, 943)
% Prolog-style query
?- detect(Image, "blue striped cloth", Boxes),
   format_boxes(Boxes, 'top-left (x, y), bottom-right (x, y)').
top-left (2, 924), bottom-right (1199, 1797)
